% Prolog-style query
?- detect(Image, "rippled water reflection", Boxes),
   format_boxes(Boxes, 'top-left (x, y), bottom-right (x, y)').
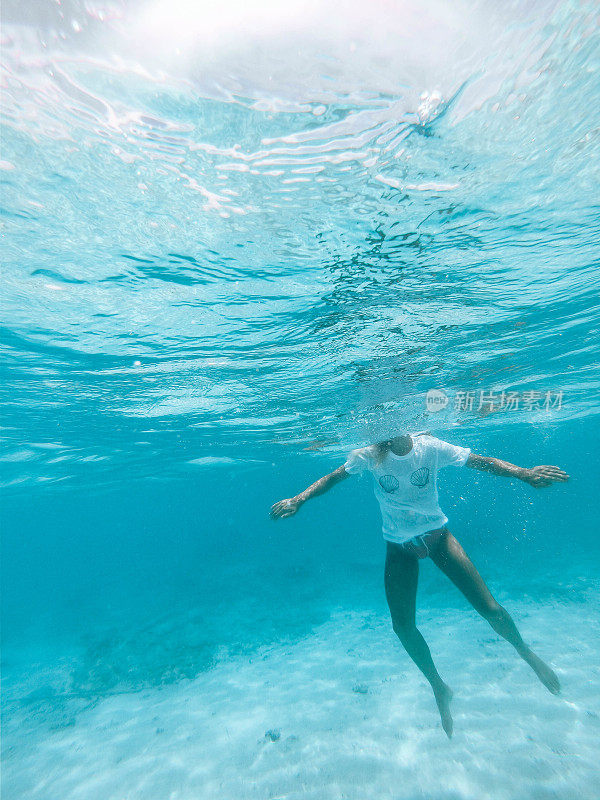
top-left (1, 0), bottom-right (599, 489)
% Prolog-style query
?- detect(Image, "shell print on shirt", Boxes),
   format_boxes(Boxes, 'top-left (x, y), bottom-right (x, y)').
top-left (410, 467), bottom-right (430, 487)
top-left (379, 474), bottom-right (400, 493)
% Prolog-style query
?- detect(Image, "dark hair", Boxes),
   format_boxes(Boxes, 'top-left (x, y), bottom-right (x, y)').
top-left (373, 431), bottom-right (431, 465)
top-left (374, 439), bottom-right (392, 464)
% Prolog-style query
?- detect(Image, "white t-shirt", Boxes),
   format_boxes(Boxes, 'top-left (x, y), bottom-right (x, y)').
top-left (343, 434), bottom-right (471, 544)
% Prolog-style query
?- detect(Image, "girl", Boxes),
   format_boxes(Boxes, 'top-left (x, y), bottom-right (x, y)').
top-left (270, 432), bottom-right (569, 737)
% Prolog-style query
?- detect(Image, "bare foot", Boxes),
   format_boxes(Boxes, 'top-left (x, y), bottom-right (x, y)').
top-left (433, 683), bottom-right (454, 738)
top-left (526, 651), bottom-right (560, 694)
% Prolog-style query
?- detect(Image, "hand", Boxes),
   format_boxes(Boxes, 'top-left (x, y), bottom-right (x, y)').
top-left (522, 465), bottom-right (570, 489)
top-left (270, 497), bottom-right (302, 519)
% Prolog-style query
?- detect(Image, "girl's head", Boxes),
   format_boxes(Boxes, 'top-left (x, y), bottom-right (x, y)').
top-left (373, 433), bottom-right (412, 464)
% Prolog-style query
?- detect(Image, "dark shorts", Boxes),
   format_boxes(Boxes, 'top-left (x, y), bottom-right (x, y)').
top-left (389, 527), bottom-right (447, 559)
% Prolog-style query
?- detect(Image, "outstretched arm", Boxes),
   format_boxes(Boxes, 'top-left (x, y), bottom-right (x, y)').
top-left (270, 465), bottom-right (350, 519)
top-left (466, 453), bottom-right (570, 488)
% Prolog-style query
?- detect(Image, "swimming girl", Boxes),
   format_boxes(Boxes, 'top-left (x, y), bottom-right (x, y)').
top-left (270, 433), bottom-right (569, 737)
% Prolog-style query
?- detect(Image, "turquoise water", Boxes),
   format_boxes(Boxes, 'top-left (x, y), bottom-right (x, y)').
top-left (1, 1), bottom-right (599, 798)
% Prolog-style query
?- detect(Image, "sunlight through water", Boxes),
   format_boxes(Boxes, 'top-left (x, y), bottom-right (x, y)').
top-left (1, 2), bottom-right (599, 799)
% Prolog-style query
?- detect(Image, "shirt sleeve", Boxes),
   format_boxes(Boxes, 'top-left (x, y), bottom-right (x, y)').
top-left (343, 447), bottom-right (375, 474)
top-left (428, 436), bottom-right (471, 468)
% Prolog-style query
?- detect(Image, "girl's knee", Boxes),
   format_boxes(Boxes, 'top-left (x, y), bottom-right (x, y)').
top-left (392, 620), bottom-right (417, 640)
top-left (480, 601), bottom-right (505, 623)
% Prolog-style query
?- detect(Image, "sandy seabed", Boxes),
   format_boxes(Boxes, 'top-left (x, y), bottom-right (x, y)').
top-left (2, 596), bottom-right (599, 800)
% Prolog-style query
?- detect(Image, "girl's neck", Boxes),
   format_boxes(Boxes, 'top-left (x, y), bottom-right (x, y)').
top-left (389, 434), bottom-right (413, 456)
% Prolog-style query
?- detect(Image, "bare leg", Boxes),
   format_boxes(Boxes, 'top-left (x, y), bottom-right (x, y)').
top-left (384, 542), bottom-right (454, 737)
top-left (430, 531), bottom-right (560, 694)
